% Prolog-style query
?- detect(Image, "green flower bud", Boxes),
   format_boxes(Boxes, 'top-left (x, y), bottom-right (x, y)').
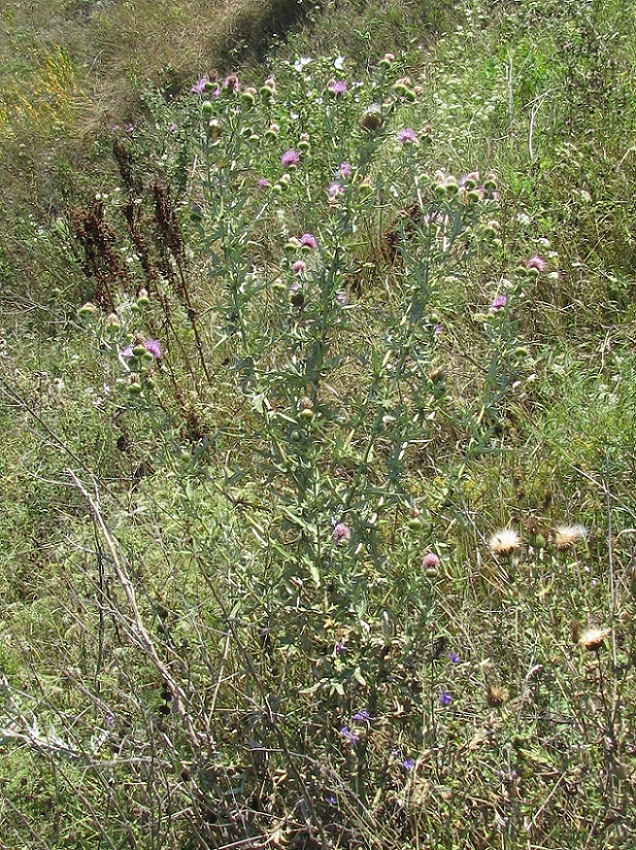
top-left (484, 173), bottom-right (497, 192)
top-left (79, 301), bottom-right (98, 318)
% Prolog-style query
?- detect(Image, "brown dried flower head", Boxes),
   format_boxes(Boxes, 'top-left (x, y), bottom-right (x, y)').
top-left (579, 627), bottom-right (610, 651)
top-left (554, 524), bottom-right (588, 549)
top-left (489, 528), bottom-right (521, 556)
top-left (486, 683), bottom-right (507, 707)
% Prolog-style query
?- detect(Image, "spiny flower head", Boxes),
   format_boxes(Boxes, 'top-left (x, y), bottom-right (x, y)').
top-left (489, 294), bottom-right (507, 313)
top-left (328, 79), bottom-right (348, 96)
top-left (526, 254), bottom-right (545, 273)
top-left (281, 149), bottom-right (299, 168)
top-left (579, 627), bottom-right (610, 651)
top-left (554, 524), bottom-right (588, 549)
top-left (144, 339), bottom-right (162, 359)
top-left (397, 128), bottom-right (418, 144)
top-left (422, 552), bottom-right (440, 570)
top-left (333, 522), bottom-right (351, 544)
top-left (489, 528), bottom-right (521, 556)
top-left (191, 76), bottom-right (208, 94)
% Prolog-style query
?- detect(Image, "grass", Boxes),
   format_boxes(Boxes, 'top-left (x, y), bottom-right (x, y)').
top-left (2, 0), bottom-right (636, 848)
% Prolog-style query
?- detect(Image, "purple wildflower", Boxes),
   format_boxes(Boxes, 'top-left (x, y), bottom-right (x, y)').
top-left (489, 294), bottom-right (507, 313)
top-left (328, 79), bottom-right (348, 96)
top-left (144, 339), bottom-right (162, 359)
top-left (333, 522), bottom-right (351, 544)
top-left (460, 171), bottom-right (480, 189)
top-left (341, 726), bottom-right (358, 745)
top-left (336, 291), bottom-right (348, 306)
top-left (121, 345), bottom-right (134, 359)
top-left (168, 123), bottom-right (177, 133)
top-left (338, 162), bottom-right (352, 178)
top-left (257, 178), bottom-right (270, 190)
top-left (397, 128), bottom-right (418, 144)
top-left (526, 254), bottom-right (545, 273)
top-left (300, 233), bottom-right (317, 250)
top-left (352, 709), bottom-right (370, 721)
top-left (335, 641), bottom-right (346, 655)
top-left (422, 552), bottom-right (440, 569)
top-left (282, 149), bottom-right (300, 168)
top-left (290, 281), bottom-right (301, 294)
top-left (403, 758), bottom-right (415, 771)
top-left (222, 74), bottom-right (240, 93)
top-left (434, 323), bottom-right (443, 336)
top-left (449, 651), bottom-right (460, 664)
top-left (326, 794), bottom-right (337, 806)
top-left (191, 77), bottom-right (208, 95)
top-left (440, 688), bottom-right (452, 706)
top-left (292, 260), bottom-right (306, 274)
top-left (328, 181), bottom-right (344, 199)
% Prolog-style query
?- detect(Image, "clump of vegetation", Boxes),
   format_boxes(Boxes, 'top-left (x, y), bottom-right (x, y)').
top-left (2, 1), bottom-right (636, 848)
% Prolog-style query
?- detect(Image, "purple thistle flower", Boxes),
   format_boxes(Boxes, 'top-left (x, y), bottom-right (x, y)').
top-left (449, 651), bottom-right (460, 664)
top-left (292, 260), bottom-right (306, 274)
top-left (338, 162), bottom-right (352, 178)
top-left (328, 181), bottom-right (344, 199)
top-left (397, 128), bottom-right (418, 144)
top-left (341, 726), bottom-right (358, 745)
top-left (282, 149), bottom-right (300, 168)
top-left (489, 294), bottom-right (507, 313)
top-left (257, 177), bottom-right (270, 190)
top-left (460, 171), bottom-right (480, 188)
top-left (352, 709), bottom-right (370, 721)
top-left (526, 254), bottom-right (545, 273)
top-left (402, 758), bottom-right (415, 771)
top-left (440, 688), bottom-right (452, 706)
top-left (333, 522), bottom-right (351, 543)
top-left (422, 552), bottom-right (440, 569)
top-left (300, 233), bottom-right (317, 250)
top-left (328, 79), bottom-right (348, 96)
top-left (144, 339), bottom-right (162, 358)
top-left (191, 77), bottom-right (208, 95)
top-left (222, 74), bottom-right (240, 93)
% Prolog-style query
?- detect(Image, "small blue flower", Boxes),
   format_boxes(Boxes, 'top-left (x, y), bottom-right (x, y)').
top-left (402, 758), bottom-right (415, 771)
top-left (352, 709), bottom-right (370, 721)
top-left (440, 688), bottom-right (452, 706)
top-left (449, 651), bottom-right (460, 664)
top-left (341, 726), bottom-right (358, 744)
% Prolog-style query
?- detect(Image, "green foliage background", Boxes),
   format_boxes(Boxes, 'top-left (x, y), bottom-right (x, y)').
top-left (2, 0), bottom-right (636, 848)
